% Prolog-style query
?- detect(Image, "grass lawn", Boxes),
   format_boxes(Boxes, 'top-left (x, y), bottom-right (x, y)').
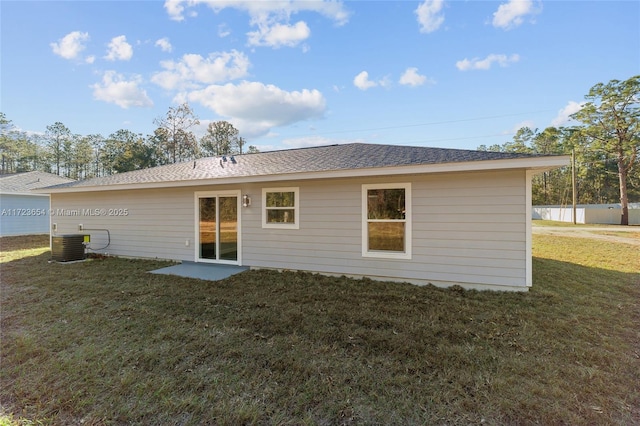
top-left (1, 234), bottom-right (639, 425)
top-left (533, 219), bottom-right (640, 230)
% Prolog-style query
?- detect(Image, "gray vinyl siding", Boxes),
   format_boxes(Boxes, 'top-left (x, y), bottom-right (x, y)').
top-left (49, 169), bottom-right (528, 290)
top-left (0, 194), bottom-right (51, 236)
top-left (243, 170), bottom-right (528, 290)
top-left (49, 188), bottom-right (196, 260)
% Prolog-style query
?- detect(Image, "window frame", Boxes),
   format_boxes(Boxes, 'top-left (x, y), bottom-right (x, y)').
top-left (262, 187), bottom-right (300, 229)
top-left (362, 183), bottom-right (412, 259)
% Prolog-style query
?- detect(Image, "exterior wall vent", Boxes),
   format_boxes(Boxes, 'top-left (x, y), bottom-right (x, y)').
top-left (51, 234), bottom-right (86, 262)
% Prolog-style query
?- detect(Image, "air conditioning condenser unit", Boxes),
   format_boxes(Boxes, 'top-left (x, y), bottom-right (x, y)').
top-left (51, 234), bottom-right (88, 262)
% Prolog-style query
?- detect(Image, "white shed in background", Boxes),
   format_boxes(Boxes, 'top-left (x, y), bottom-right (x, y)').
top-left (0, 171), bottom-right (74, 236)
top-left (533, 203), bottom-right (640, 225)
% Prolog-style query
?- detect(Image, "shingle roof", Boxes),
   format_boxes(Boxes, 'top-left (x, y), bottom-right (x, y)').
top-left (41, 143), bottom-right (559, 191)
top-left (0, 171), bottom-right (75, 194)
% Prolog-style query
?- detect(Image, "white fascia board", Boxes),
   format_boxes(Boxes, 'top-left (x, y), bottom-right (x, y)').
top-left (0, 191), bottom-right (50, 197)
top-left (35, 155), bottom-right (570, 194)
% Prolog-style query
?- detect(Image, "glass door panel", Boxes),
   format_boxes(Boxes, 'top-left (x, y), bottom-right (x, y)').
top-left (219, 196), bottom-right (238, 261)
top-left (199, 197), bottom-right (216, 260)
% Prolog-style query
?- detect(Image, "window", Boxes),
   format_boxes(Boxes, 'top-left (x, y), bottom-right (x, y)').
top-left (262, 187), bottom-right (299, 229)
top-left (362, 183), bottom-right (411, 259)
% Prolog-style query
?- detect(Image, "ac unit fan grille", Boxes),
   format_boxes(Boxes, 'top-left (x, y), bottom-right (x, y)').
top-left (52, 234), bottom-right (86, 262)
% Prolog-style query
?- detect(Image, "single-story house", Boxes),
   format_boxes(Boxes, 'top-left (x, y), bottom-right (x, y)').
top-left (0, 171), bottom-right (74, 237)
top-left (37, 143), bottom-right (568, 291)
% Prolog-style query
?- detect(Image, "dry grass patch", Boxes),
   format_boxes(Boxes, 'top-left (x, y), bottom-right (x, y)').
top-left (1, 234), bottom-right (639, 425)
top-left (532, 220), bottom-right (625, 228)
top-left (598, 231), bottom-right (640, 242)
top-left (0, 235), bottom-right (50, 263)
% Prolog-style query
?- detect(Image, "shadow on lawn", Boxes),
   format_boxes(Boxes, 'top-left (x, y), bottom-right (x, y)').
top-left (532, 256), bottom-right (640, 299)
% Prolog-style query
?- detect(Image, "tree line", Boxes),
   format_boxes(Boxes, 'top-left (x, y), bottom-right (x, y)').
top-left (479, 76), bottom-right (638, 225)
top-left (1, 76), bottom-right (638, 223)
top-left (0, 103), bottom-right (258, 179)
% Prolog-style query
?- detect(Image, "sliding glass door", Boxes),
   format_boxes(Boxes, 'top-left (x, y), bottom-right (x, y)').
top-left (197, 192), bottom-right (239, 264)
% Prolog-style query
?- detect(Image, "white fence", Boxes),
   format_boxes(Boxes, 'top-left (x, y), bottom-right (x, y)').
top-left (533, 203), bottom-right (640, 225)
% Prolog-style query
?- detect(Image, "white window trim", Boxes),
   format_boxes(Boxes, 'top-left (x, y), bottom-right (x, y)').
top-left (262, 187), bottom-right (300, 229)
top-left (362, 183), bottom-right (412, 260)
top-left (194, 190), bottom-right (242, 265)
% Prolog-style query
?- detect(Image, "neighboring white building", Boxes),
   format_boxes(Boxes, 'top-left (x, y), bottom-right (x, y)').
top-left (533, 203), bottom-right (640, 225)
top-left (37, 144), bottom-right (568, 291)
top-left (0, 171), bottom-right (74, 237)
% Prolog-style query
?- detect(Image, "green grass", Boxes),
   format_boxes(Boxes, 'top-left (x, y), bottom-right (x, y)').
top-left (533, 219), bottom-right (639, 229)
top-left (1, 234), bottom-right (639, 425)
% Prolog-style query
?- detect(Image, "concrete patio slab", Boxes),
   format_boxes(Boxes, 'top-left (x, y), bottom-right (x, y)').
top-left (150, 261), bottom-right (249, 281)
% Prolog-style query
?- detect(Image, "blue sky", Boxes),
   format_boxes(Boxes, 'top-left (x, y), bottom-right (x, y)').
top-left (2, 0), bottom-right (639, 152)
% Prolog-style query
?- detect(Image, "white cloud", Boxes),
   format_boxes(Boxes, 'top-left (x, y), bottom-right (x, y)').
top-left (104, 35), bottom-right (133, 61)
top-left (165, 0), bottom-right (349, 24)
top-left (163, 0), bottom-right (190, 21)
top-left (551, 101), bottom-right (585, 127)
top-left (164, 0), bottom-right (349, 48)
top-left (510, 120), bottom-right (536, 134)
top-left (155, 37), bottom-right (173, 52)
top-left (151, 50), bottom-right (250, 91)
top-left (50, 31), bottom-right (90, 60)
top-left (353, 71), bottom-right (378, 90)
top-left (415, 0), bottom-right (445, 33)
top-left (187, 81), bottom-right (326, 137)
top-left (218, 24), bottom-right (231, 38)
top-left (456, 53), bottom-right (520, 71)
top-left (399, 67), bottom-right (433, 87)
top-left (247, 21), bottom-right (311, 48)
top-left (85, 56), bottom-right (96, 64)
top-left (492, 0), bottom-right (541, 30)
top-left (91, 71), bottom-right (153, 109)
